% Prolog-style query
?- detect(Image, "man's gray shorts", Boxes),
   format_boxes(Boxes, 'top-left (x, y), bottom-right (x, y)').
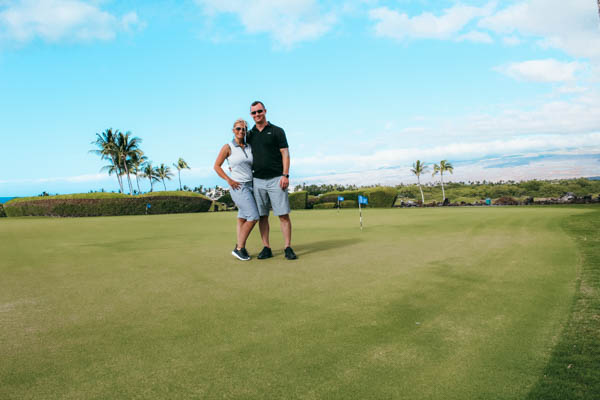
top-left (230, 182), bottom-right (260, 221)
top-left (253, 176), bottom-right (291, 217)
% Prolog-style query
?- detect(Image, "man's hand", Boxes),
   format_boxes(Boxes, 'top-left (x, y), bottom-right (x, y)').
top-left (279, 175), bottom-right (289, 190)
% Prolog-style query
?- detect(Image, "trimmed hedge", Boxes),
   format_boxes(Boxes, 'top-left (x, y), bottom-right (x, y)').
top-left (289, 191), bottom-right (308, 210)
top-left (0, 204), bottom-right (6, 217)
top-left (317, 187), bottom-right (397, 208)
top-left (4, 193), bottom-right (212, 217)
top-left (363, 187), bottom-right (397, 208)
top-left (217, 192), bottom-right (234, 207)
top-left (307, 195), bottom-right (319, 209)
top-left (313, 202), bottom-right (336, 209)
top-left (340, 200), bottom-right (357, 208)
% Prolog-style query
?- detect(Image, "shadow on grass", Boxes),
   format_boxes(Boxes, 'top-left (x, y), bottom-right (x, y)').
top-left (525, 209), bottom-right (600, 400)
top-left (289, 238), bottom-right (363, 257)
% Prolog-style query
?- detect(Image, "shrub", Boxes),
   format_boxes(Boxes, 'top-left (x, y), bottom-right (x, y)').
top-left (319, 190), bottom-right (362, 203)
top-left (217, 192), bottom-right (234, 207)
top-left (340, 200), bottom-right (357, 208)
top-left (313, 202), bottom-right (336, 209)
top-left (493, 196), bottom-right (519, 206)
top-left (0, 204), bottom-right (6, 217)
top-left (4, 193), bottom-right (212, 217)
top-left (318, 187), bottom-right (397, 208)
top-left (289, 191), bottom-right (307, 210)
top-left (307, 195), bottom-right (319, 209)
top-left (363, 187), bottom-right (397, 208)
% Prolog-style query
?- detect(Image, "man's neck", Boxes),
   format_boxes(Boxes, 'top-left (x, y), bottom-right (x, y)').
top-left (255, 121), bottom-right (268, 132)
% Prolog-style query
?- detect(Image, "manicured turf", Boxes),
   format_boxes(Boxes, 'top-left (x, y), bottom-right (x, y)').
top-left (0, 207), bottom-right (595, 399)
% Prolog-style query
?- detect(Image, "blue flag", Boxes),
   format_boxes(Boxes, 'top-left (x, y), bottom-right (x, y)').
top-left (338, 196), bottom-right (344, 201)
top-left (358, 195), bottom-right (368, 205)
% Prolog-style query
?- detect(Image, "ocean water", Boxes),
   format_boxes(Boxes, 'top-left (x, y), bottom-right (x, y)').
top-left (0, 197), bottom-right (16, 204)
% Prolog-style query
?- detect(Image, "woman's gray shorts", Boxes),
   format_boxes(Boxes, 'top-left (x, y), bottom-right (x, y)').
top-left (230, 181), bottom-right (260, 221)
top-left (253, 176), bottom-right (291, 217)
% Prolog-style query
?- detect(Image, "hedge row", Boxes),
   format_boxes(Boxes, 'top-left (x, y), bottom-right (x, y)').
top-left (316, 186), bottom-right (397, 208)
top-left (0, 204), bottom-right (6, 217)
top-left (4, 195), bottom-right (212, 217)
top-left (313, 202), bottom-right (336, 209)
top-left (289, 191), bottom-right (307, 210)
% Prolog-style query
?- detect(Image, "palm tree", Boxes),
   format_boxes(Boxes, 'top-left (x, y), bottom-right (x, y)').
top-left (173, 158), bottom-right (190, 191)
top-left (130, 152), bottom-right (148, 194)
top-left (598, 0), bottom-right (600, 19)
top-left (142, 162), bottom-right (158, 192)
top-left (411, 160), bottom-right (428, 205)
top-left (432, 160), bottom-right (454, 202)
top-left (90, 128), bottom-right (124, 193)
top-left (115, 131), bottom-right (143, 195)
top-left (155, 163), bottom-right (173, 191)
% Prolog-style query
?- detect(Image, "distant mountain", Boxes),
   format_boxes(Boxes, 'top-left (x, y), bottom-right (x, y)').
top-left (0, 197), bottom-right (16, 204)
top-left (588, 176), bottom-right (600, 181)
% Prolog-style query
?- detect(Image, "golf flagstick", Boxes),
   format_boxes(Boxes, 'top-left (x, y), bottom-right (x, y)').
top-left (359, 200), bottom-right (363, 231)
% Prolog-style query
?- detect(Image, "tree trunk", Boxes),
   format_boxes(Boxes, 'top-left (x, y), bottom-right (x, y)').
top-left (148, 177), bottom-right (153, 192)
top-left (112, 155), bottom-right (124, 193)
top-left (418, 176), bottom-right (425, 204)
top-left (178, 169), bottom-right (182, 190)
top-left (162, 179), bottom-right (167, 191)
top-left (441, 172), bottom-right (446, 201)
top-left (135, 173), bottom-right (141, 194)
top-left (122, 156), bottom-right (133, 195)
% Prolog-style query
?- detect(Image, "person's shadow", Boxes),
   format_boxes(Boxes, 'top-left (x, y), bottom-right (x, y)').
top-left (289, 238), bottom-right (362, 257)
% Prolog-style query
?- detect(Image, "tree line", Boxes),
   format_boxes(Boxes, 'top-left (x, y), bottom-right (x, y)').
top-left (90, 129), bottom-right (191, 194)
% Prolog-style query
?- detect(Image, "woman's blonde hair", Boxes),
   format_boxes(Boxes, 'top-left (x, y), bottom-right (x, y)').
top-left (233, 118), bottom-right (247, 128)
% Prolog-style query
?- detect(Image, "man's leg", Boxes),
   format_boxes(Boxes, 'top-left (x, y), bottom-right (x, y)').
top-left (258, 215), bottom-right (270, 248)
top-left (279, 214), bottom-right (291, 248)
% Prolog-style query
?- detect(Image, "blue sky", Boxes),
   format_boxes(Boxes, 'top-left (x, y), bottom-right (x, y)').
top-left (1, 0), bottom-right (599, 196)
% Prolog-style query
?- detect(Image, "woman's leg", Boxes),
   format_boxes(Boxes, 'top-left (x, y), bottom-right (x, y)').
top-left (237, 218), bottom-right (257, 249)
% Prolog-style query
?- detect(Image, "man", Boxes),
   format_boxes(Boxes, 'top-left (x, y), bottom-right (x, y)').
top-left (247, 101), bottom-right (297, 260)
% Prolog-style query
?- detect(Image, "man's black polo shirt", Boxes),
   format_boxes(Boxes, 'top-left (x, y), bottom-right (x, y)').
top-left (247, 122), bottom-right (289, 179)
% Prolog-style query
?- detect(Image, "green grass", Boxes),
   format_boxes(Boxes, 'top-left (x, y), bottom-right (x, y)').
top-left (0, 207), bottom-right (596, 399)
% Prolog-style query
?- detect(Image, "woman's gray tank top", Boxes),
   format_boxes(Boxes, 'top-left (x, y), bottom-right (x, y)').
top-left (227, 140), bottom-right (253, 183)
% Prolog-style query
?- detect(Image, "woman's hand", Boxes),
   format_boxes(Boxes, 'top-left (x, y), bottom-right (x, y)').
top-left (228, 178), bottom-right (241, 190)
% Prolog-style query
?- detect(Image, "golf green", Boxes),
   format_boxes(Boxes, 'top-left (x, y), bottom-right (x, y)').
top-left (0, 207), bottom-right (590, 399)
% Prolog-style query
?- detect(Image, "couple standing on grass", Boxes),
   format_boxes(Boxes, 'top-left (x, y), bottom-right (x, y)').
top-left (214, 101), bottom-right (297, 261)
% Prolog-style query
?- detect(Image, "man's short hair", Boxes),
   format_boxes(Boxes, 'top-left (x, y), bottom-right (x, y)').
top-left (251, 100), bottom-right (265, 109)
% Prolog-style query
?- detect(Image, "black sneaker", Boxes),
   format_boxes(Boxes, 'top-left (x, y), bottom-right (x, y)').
top-left (232, 246), bottom-right (251, 261)
top-left (240, 248), bottom-right (250, 259)
top-left (284, 247), bottom-right (297, 260)
top-left (257, 247), bottom-right (273, 259)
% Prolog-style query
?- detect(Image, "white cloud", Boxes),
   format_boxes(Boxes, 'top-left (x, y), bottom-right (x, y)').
top-left (502, 35), bottom-right (521, 46)
top-left (195, 0), bottom-right (336, 47)
top-left (479, 0), bottom-right (600, 59)
top-left (495, 59), bottom-right (584, 83)
top-left (456, 30), bottom-right (492, 43)
top-left (368, 2), bottom-right (496, 41)
top-left (0, 0), bottom-right (143, 43)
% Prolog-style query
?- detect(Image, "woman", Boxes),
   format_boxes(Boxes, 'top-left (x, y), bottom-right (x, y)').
top-left (214, 118), bottom-right (259, 261)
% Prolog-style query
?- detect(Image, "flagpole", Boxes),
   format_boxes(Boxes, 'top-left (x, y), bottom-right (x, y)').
top-left (359, 200), bottom-right (363, 231)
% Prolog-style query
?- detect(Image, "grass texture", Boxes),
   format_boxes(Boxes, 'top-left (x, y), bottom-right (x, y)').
top-left (0, 207), bottom-right (595, 399)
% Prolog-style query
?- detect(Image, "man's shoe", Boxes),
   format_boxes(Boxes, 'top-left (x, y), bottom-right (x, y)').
top-left (257, 247), bottom-right (273, 259)
top-left (284, 247), bottom-right (297, 260)
top-left (232, 246), bottom-right (251, 261)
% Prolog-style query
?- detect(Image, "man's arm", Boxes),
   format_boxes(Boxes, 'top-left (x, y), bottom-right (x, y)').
top-left (280, 147), bottom-right (290, 190)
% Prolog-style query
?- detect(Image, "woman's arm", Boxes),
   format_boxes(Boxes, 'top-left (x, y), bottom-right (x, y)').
top-left (214, 144), bottom-right (240, 189)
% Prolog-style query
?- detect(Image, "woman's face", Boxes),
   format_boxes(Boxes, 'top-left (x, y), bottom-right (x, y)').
top-left (232, 123), bottom-right (247, 141)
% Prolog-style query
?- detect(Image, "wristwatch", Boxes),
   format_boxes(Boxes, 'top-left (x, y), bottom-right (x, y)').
top-left (283, 174), bottom-right (289, 178)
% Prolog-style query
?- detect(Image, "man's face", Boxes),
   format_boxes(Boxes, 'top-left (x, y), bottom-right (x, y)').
top-left (250, 103), bottom-right (266, 124)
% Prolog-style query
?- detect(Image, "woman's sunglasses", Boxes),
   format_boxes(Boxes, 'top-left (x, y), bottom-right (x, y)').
top-left (235, 127), bottom-right (247, 131)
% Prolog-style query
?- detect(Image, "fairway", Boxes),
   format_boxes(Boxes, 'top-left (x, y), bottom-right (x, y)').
top-left (0, 207), bottom-right (589, 399)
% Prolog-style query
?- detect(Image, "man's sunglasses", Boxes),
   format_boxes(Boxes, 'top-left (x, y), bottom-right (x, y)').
top-left (251, 109), bottom-right (265, 115)
top-left (235, 127), bottom-right (246, 131)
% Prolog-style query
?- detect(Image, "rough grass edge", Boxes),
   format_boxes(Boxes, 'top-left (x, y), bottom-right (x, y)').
top-left (525, 206), bottom-right (600, 400)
